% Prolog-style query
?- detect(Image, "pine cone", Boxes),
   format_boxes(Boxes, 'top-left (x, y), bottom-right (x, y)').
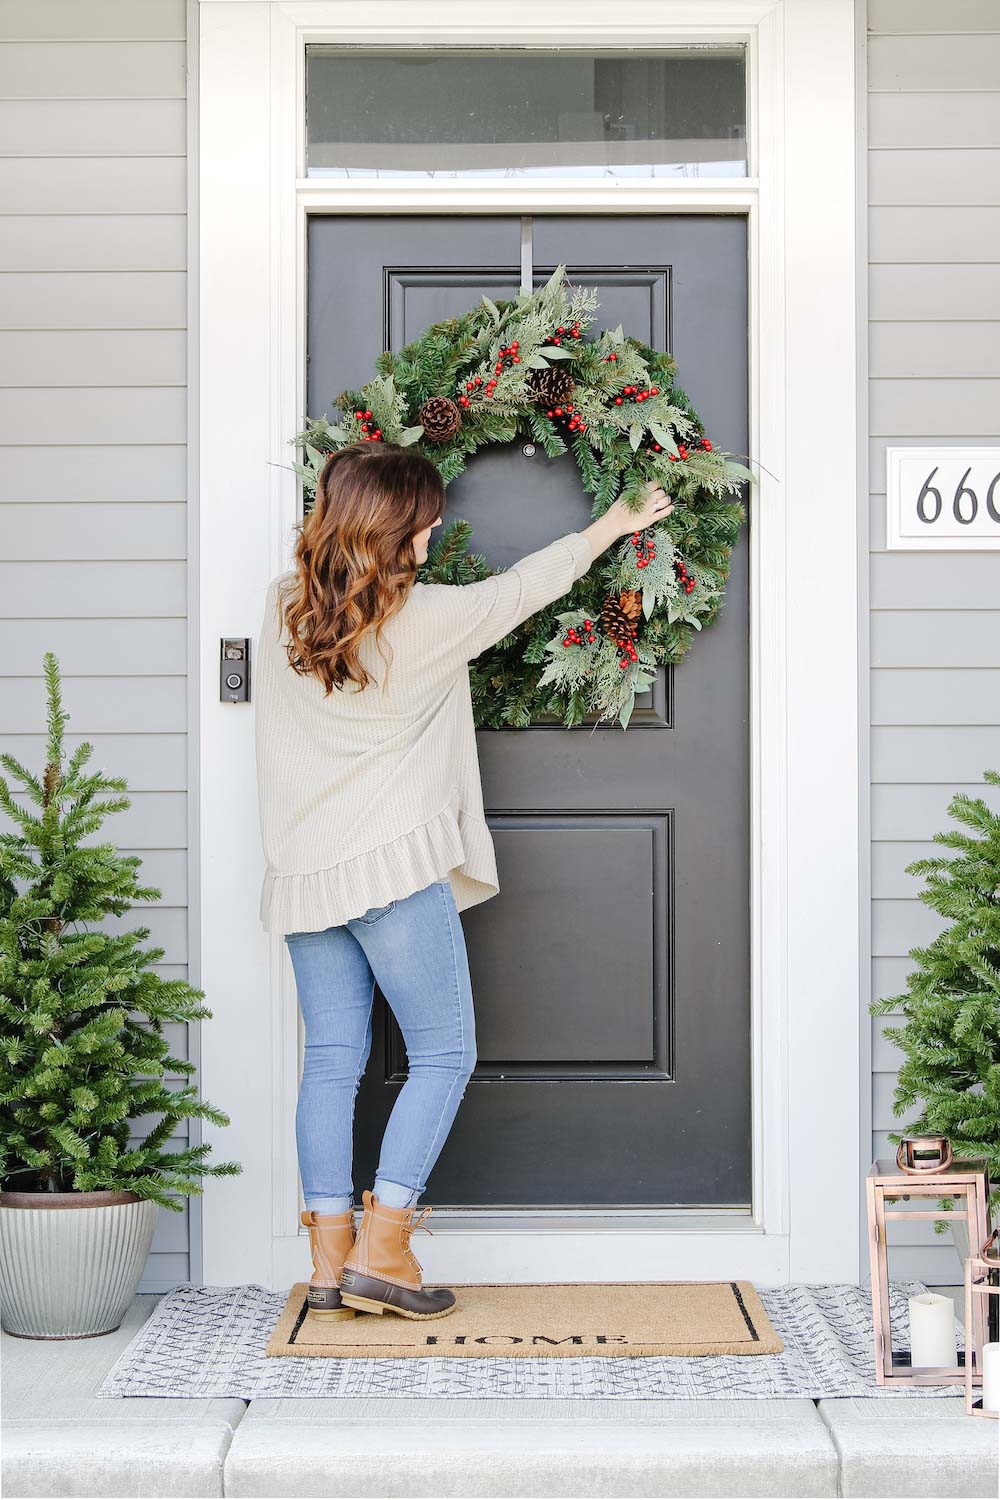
top-left (601, 592), bottom-right (640, 646)
top-left (417, 395), bottom-right (462, 443)
top-left (618, 589), bottom-right (643, 623)
top-left (525, 366), bottom-right (576, 407)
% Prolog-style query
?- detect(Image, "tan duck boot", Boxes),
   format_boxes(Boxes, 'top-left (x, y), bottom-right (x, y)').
top-left (301, 1208), bottom-right (357, 1319)
top-left (338, 1190), bottom-right (456, 1320)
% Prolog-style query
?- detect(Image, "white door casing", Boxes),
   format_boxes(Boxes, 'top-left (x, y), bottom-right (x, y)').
top-left (197, 0), bottom-right (861, 1289)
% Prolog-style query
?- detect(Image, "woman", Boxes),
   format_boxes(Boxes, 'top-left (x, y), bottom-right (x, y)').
top-left (255, 440), bottom-right (674, 1322)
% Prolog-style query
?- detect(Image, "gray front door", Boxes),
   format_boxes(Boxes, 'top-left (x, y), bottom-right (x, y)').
top-left (307, 215), bottom-right (750, 1208)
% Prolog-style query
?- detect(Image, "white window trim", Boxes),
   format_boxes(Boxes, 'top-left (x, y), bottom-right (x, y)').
top-left (197, 0), bottom-right (861, 1289)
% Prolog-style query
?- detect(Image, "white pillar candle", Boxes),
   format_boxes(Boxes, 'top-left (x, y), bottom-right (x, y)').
top-left (982, 1342), bottom-right (1000, 1413)
top-left (908, 1292), bottom-right (958, 1370)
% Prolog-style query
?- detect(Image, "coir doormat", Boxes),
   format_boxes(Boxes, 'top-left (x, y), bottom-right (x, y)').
top-left (266, 1280), bottom-right (783, 1359)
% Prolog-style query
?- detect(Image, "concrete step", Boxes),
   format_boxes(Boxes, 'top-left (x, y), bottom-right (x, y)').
top-left (222, 1395), bottom-right (840, 1498)
top-left (1, 1297), bottom-right (245, 1499)
top-left (818, 1396), bottom-right (999, 1498)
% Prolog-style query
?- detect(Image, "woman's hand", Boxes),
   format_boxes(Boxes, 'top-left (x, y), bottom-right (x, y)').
top-left (608, 479), bottom-right (675, 536)
top-left (580, 478), bottom-right (676, 563)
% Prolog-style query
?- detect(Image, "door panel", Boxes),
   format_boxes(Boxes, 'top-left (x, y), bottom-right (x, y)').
top-left (307, 214), bottom-right (750, 1207)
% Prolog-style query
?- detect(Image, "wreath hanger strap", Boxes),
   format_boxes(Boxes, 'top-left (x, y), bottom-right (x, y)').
top-left (520, 218), bottom-right (532, 297)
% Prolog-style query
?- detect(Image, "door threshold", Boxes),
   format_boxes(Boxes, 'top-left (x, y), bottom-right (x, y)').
top-left (334, 1208), bottom-right (758, 1235)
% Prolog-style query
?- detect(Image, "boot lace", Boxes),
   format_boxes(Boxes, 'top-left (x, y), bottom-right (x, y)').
top-left (406, 1205), bottom-right (434, 1238)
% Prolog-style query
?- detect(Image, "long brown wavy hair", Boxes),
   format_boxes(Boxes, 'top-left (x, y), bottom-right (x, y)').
top-left (280, 441), bottom-right (444, 694)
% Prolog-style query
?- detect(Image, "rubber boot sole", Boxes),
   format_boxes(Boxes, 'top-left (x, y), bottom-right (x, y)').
top-left (306, 1285), bottom-right (356, 1320)
top-left (339, 1292), bottom-right (456, 1321)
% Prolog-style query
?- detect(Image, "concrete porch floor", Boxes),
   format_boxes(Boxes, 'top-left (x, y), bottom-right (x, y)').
top-left (2, 1297), bottom-right (997, 1499)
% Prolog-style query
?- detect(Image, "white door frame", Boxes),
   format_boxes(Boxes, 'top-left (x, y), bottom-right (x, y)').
top-left (197, 0), bottom-right (861, 1289)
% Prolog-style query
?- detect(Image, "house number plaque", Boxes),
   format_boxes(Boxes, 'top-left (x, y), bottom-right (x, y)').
top-left (886, 448), bottom-right (1000, 551)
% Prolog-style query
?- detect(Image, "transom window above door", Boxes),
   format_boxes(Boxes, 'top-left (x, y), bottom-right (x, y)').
top-left (304, 47), bottom-right (747, 180)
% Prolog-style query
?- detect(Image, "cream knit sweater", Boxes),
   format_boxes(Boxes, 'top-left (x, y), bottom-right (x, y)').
top-left (255, 529), bottom-right (595, 934)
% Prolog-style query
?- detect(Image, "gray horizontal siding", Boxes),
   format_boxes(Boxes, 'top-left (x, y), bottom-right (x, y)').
top-left (0, 444), bottom-right (186, 499)
top-left (868, 151), bottom-right (1000, 207)
top-left (0, 561), bottom-right (186, 613)
top-left (866, 0), bottom-right (1000, 1289)
top-left (0, 619), bottom-right (187, 675)
top-left (0, 331), bottom-right (186, 386)
top-left (0, 2), bottom-right (194, 1291)
top-left (870, 323), bottom-right (1000, 379)
top-left (0, 217), bottom-right (186, 272)
top-left (869, 266), bottom-right (1000, 319)
top-left (0, 1), bottom-right (185, 41)
top-left (0, 99), bottom-right (187, 156)
top-left (869, 92), bottom-right (1000, 150)
top-left (870, 207), bottom-right (1000, 263)
top-left (0, 157), bottom-right (186, 213)
top-left (868, 33), bottom-right (1000, 92)
top-left (0, 387), bottom-right (185, 443)
top-left (3, 503), bottom-right (185, 557)
top-left (0, 272), bottom-right (187, 329)
top-left (872, 727), bottom-right (1000, 780)
top-left (871, 671), bottom-right (1000, 725)
top-left (0, 42), bottom-right (186, 97)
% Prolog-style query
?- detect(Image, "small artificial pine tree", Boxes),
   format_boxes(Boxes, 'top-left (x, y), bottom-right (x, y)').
top-left (871, 769), bottom-right (1000, 1223)
top-left (0, 654), bottom-right (240, 1207)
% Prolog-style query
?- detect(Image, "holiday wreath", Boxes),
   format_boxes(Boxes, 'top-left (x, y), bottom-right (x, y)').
top-left (294, 265), bottom-right (754, 730)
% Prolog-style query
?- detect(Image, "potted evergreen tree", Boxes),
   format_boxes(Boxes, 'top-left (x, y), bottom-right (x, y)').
top-left (0, 655), bottom-right (239, 1338)
top-left (871, 769), bottom-right (1000, 1262)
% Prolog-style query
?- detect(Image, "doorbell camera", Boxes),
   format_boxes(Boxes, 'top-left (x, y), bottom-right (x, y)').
top-left (220, 638), bottom-right (251, 702)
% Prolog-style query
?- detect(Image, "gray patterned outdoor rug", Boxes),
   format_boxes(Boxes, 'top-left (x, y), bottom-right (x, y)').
top-left (99, 1280), bottom-right (963, 1400)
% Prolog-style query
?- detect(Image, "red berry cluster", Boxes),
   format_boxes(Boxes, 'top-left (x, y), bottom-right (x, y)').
top-left (545, 402), bottom-right (587, 435)
top-left (675, 558), bottom-right (697, 595)
top-left (668, 435), bottom-right (713, 464)
top-left (561, 617), bottom-right (597, 649)
top-left (618, 639), bottom-right (638, 670)
top-left (353, 408), bottom-right (382, 441)
top-left (458, 341), bottom-right (521, 407)
top-left (613, 384), bottom-right (660, 407)
top-left (549, 322), bottom-right (581, 346)
top-left (631, 529), bottom-right (657, 570)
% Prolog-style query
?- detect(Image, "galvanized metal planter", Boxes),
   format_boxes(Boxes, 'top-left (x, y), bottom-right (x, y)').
top-left (0, 1190), bottom-right (157, 1339)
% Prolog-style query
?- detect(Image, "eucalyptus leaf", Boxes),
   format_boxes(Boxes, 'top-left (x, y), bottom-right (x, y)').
top-left (642, 589), bottom-right (657, 620)
top-left (398, 426), bottom-right (425, 446)
top-left (526, 353), bottom-right (551, 369)
top-left (540, 263), bottom-right (566, 296)
top-left (628, 423), bottom-right (644, 453)
top-left (610, 324), bottom-right (624, 343)
top-left (649, 422), bottom-right (679, 456)
top-left (724, 460), bottom-right (757, 484)
top-left (539, 346), bottom-right (576, 360)
top-left (481, 295), bottom-right (501, 323)
top-left (618, 691), bottom-right (636, 731)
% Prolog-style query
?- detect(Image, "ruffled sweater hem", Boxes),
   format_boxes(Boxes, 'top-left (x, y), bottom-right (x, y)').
top-left (259, 804), bottom-right (499, 935)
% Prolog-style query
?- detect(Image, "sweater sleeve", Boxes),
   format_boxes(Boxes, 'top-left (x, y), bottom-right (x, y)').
top-left (450, 530), bottom-right (595, 662)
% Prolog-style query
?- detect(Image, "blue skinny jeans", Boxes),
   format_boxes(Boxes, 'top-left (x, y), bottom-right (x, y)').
top-left (284, 878), bottom-right (477, 1215)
